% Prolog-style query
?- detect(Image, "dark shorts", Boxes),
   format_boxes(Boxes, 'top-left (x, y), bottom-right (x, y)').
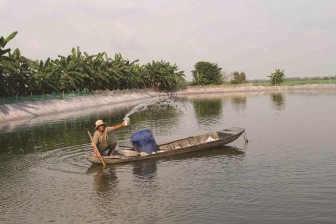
top-left (98, 140), bottom-right (117, 156)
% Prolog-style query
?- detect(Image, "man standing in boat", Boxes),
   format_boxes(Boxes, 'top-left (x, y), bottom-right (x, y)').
top-left (92, 119), bottom-right (126, 157)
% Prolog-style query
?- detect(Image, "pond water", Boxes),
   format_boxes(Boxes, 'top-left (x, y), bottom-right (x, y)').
top-left (0, 90), bottom-right (336, 224)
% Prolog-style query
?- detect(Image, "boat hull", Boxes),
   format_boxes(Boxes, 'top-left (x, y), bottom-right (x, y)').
top-left (86, 127), bottom-right (245, 164)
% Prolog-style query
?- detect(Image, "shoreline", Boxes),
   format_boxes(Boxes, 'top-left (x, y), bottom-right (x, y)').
top-left (1, 84), bottom-right (335, 126)
top-left (0, 90), bottom-right (166, 125)
top-left (177, 83), bottom-right (336, 95)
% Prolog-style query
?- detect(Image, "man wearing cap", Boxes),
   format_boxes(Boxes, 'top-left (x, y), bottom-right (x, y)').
top-left (92, 119), bottom-right (126, 157)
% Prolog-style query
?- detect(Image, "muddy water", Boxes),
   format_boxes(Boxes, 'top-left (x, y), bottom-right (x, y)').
top-left (0, 90), bottom-right (336, 224)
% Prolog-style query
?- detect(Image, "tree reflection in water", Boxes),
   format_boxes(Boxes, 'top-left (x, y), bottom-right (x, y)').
top-left (271, 93), bottom-right (285, 110)
top-left (231, 96), bottom-right (247, 111)
top-left (192, 98), bottom-right (223, 127)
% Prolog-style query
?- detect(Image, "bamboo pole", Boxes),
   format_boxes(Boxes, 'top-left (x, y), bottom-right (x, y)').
top-left (87, 131), bottom-right (106, 167)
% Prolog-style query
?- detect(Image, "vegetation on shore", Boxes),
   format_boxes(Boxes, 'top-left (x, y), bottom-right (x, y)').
top-left (0, 32), bottom-right (186, 97)
top-left (251, 78), bottom-right (336, 86)
top-left (268, 69), bottom-right (286, 85)
top-left (191, 61), bottom-right (223, 85)
top-left (1, 31), bottom-right (335, 101)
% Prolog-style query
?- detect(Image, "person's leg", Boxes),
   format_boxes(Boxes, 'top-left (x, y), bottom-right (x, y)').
top-left (107, 140), bottom-right (117, 156)
top-left (97, 143), bottom-right (109, 156)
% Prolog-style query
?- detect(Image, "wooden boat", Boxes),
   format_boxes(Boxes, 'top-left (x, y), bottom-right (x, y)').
top-left (86, 127), bottom-right (246, 164)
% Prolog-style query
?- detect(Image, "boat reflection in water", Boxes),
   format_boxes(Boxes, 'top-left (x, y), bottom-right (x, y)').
top-left (86, 144), bottom-right (245, 193)
top-left (132, 160), bottom-right (158, 179)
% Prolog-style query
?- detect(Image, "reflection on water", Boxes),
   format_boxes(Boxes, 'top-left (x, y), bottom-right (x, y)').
top-left (129, 103), bottom-right (181, 134)
top-left (86, 146), bottom-right (244, 197)
top-left (0, 120), bottom-right (91, 155)
top-left (191, 98), bottom-right (223, 129)
top-left (0, 102), bottom-right (183, 155)
top-left (1, 90), bottom-right (336, 223)
top-left (271, 93), bottom-right (285, 110)
top-left (162, 145), bottom-right (245, 162)
top-left (231, 95), bottom-right (247, 111)
top-left (132, 160), bottom-right (158, 179)
top-left (87, 166), bottom-right (119, 194)
top-left (192, 98), bottom-right (223, 117)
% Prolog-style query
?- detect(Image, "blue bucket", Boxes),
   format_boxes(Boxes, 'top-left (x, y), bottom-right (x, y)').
top-left (130, 129), bottom-right (158, 154)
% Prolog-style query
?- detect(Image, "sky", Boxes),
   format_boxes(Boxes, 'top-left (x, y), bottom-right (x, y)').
top-left (1, 0), bottom-right (336, 81)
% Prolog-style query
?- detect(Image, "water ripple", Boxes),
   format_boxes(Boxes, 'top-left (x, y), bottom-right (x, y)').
top-left (1, 92), bottom-right (336, 223)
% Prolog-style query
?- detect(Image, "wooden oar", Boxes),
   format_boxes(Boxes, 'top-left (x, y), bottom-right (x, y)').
top-left (87, 131), bottom-right (106, 168)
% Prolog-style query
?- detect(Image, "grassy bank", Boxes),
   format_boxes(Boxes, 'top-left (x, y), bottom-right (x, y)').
top-left (1, 83), bottom-right (335, 125)
top-left (2, 80), bottom-right (336, 105)
top-left (186, 79), bottom-right (336, 89)
top-left (251, 79), bottom-right (336, 86)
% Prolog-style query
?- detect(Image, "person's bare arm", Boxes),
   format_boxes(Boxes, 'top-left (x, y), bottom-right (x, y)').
top-left (113, 121), bottom-right (126, 129)
top-left (106, 121), bottom-right (126, 132)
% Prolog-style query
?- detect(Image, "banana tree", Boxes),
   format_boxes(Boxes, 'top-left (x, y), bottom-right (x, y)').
top-left (9, 48), bottom-right (33, 95)
top-left (0, 31), bottom-right (18, 96)
top-left (1, 31), bottom-right (187, 96)
top-left (53, 47), bottom-right (91, 91)
top-left (269, 69), bottom-right (286, 85)
top-left (144, 60), bottom-right (186, 91)
top-left (31, 58), bottom-right (60, 94)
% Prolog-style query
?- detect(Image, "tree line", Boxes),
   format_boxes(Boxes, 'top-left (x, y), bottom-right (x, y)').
top-left (191, 61), bottom-right (248, 85)
top-left (1, 31), bottom-right (297, 98)
top-left (0, 31), bottom-right (187, 97)
top-left (191, 61), bottom-right (290, 86)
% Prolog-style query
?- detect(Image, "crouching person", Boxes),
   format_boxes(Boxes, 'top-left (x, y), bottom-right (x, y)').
top-left (92, 119), bottom-right (126, 157)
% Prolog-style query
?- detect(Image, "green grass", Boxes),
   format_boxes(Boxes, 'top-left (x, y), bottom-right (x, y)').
top-left (186, 79), bottom-right (336, 89)
top-left (252, 79), bottom-right (336, 86)
top-left (188, 79), bottom-right (336, 88)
